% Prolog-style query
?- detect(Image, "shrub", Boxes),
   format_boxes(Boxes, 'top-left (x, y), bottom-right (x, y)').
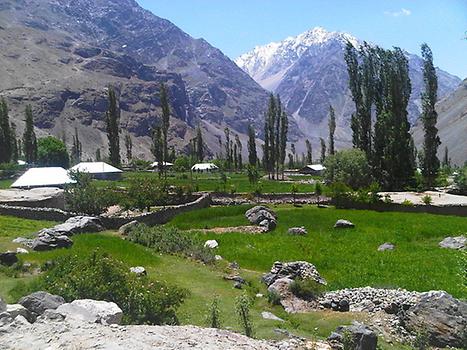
top-left (37, 136), bottom-right (70, 168)
top-left (401, 199), bottom-right (414, 206)
top-left (326, 182), bottom-right (352, 208)
top-left (383, 194), bottom-right (393, 204)
top-left (323, 149), bottom-right (371, 190)
top-left (126, 225), bottom-right (215, 264)
top-left (267, 290), bottom-right (281, 306)
top-left (246, 165), bottom-right (260, 185)
top-left (454, 166), bottom-right (467, 194)
top-left (421, 195), bottom-right (433, 205)
top-left (235, 292), bottom-right (253, 338)
top-left (289, 279), bottom-right (325, 301)
top-left (205, 296), bottom-right (222, 328)
top-left (124, 176), bottom-right (168, 211)
top-left (130, 158), bottom-right (151, 171)
top-left (342, 329), bottom-right (355, 350)
top-left (174, 156), bottom-right (191, 173)
top-left (39, 250), bottom-right (187, 325)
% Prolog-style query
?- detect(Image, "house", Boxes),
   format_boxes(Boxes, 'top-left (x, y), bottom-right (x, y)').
top-left (11, 167), bottom-right (75, 189)
top-left (150, 162), bottom-right (174, 171)
top-left (299, 164), bottom-right (326, 176)
top-left (191, 163), bottom-right (219, 172)
top-left (70, 162), bottom-right (123, 180)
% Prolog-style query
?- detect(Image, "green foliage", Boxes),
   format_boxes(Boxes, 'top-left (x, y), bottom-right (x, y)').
top-left (126, 225), bottom-right (215, 264)
top-left (324, 149), bottom-right (371, 190)
top-left (219, 171), bottom-right (228, 193)
top-left (401, 199), bottom-right (414, 207)
top-left (130, 158), bottom-right (151, 171)
top-left (247, 124), bottom-right (257, 166)
top-left (37, 136), bottom-right (70, 168)
top-left (246, 165), bottom-right (260, 185)
top-left (105, 86), bottom-right (121, 166)
top-left (174, 156), bottom-right (191, 172)
top-left (342, 329), bottom-right (356, 350)
top-left (289, 279), bottom-right (326, 301)
top-left (235, 292), bottom-right (254, 337)
top-left (205, 296), bottom-right (222, 328)
top-left (454, 166), bottom-right (467, 194)
top-left (326, 182), bottom-right (352, 207)
top-left (267, 290), bottom-right (281, 306)
top-left (0, 98), bottom-right (12, 164)
top-left (39, 250), bottom-right (186, 325)
top-left (124, 176), bottom-right (168, 210)
top-left (421, 195), bottom-right (433, 205)
top-left (23, 105), bottom-right (37, 164)
top-left (65, 171), bottom-right (117, 215)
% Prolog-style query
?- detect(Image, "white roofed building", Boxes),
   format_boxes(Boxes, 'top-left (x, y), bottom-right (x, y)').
top-left (150, 162), bottom-right (174, 171)
top-left (11, 167), bottom-right (75, 189)
top-left (191, 163), bottom-right (219, 172)
top-left (298, 164), bottom-right (326, 176)
top-left (70, 162), bottom-right (123, 180)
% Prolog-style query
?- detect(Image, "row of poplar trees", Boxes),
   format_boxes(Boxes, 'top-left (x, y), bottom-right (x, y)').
top-left (0, 100), bottom-right (37, 164)
top-left (344, 41), bottom-right (440, 190)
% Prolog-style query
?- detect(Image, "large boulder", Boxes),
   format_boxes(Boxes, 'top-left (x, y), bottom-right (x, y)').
top-left (245, 206), bottom-right (277, 231)
top-left (262, 261), bottom-right (327, 287)
top-left (56, 299), bottom-right (123, 325)
top-left (6, 304), bottom-right (34, 323)
top-left (31, 232), bottom-right (73, 251)
top-left (0, 251), bottom-right (18, 266)
top-left (401, 291), bottom-right (467, 348)
top-left (439, 236), bottom-right (465, 250)
top-left (328, 322), bottom-right (378, 350)
top-left (267, 277), bottom-right (315, 313)
top-left (37, 216), bottom-right (104, 237)
top-left (19, 291), bottom-right (65, 316)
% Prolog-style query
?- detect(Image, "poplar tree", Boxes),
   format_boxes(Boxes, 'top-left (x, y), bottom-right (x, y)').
top-left (247, 124), bottom-right (257, 166)
top-left (305, 139), bottom-right (312, 164)
top-left (160, 83), bottom-right (171, 171)
top-left (235, 134), bottom-right (243, 170)
top-left (320, 138), bottom-right (326, 164)
top-left (224, 127), bottom-right (231, 170)
top-left (105, 86), bottom-right (121, 166)
top-left (328, 105), bottom-right (336, 155)
top-left (151, 126), bottom-right (163, 174)
top-left (0, 98), bottom-right (12, 163)
top-left (10, 122), bottom-right (18, 162)
top-left (442, 146), bottom-right (450, 167)
top-left (420, 43), bottom-right (441, 188)
top-left (71, 127), bottom-right (82, 165)
top-left (124, 133), bottom-right (133, 163)
top-left (23, 105), bottom-right (37, 164)
top-left (196, 125), bottom-right (204, 162)
top-left (279, 109), bottom-right (288, 179)
top-left (95, 148), bottom-right (101, 162)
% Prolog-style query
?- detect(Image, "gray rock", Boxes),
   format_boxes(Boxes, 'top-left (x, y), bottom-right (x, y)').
top-left (19, 291), bottom-right (65, 316)
top-left (204, 240), bottom-right (218, 249)
top-left (245, 206), bottom-right (277, 231)
top-left (0, 311), bottom-right (13, 326)
top-left (56, 299), bottom-right (123, 325)
top-left (31, 232), bottom-right (73, 251)
top-left (229, 261), bottom-right (239, 269)
top-left (338, 299), bottom-right (350, 312)
top-left (37, 309), bottom-right (65, 322)
top-left (287, 227), bottom-right (308, 235)
top-left (334, 219), bottom-right (355, 228)
top-left (118, 220), bottom-right (139, 235)
top-left (262, 261), bottom-right (327, 287)
top-left (0, 297), bottom-right (6, 312)
top-left (378, 243), bottom-right (395, 251)
top-left (37, 216), bottom-right (104, 237)
top-left (6, 304), bottom-right (34, 323)
top-left (328, 322), bottom-right (377, 350)
top-left (16, 247), bottom-right (29, 254)
top-left (261, 311), bottom-right (284, 322)
top-left (130, 266), bottom-right (147, 276)
top-left (233, 282), bottom-right (243, 289)
top-left (12, 237), bottom-right (33, 247)
top-left (402, 291), bottom-right (467, 348)
top-left (0, 251), bottom-right (18, 266)
top-left (439, 236), bottom-right (465, 250)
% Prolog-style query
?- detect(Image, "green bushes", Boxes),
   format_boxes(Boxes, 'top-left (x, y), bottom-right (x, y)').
top-left (39, 250), bottom-right (187, 325)
top-left (324, 149), bottom-right (371, 190)
top-left (124, 176), bottom-right (168, 211)
top-left (37, 136), bottom-right (70, 168)
top-left (235, 292), bottom-right (253, 337)
top-left (126, 225), bottom-right (215, 264)
top-left (289, 279), bottom-right (326, 301)
top-left (205, 296), bottom-right (222, 328)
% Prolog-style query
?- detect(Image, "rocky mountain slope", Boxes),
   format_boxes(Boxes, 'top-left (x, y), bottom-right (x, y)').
top-left (0, 0), bottom-right (272, 160)
top-left (236, 27), bottom-right (462, 157)
top-left (413, 79), bottom-right (467, 166)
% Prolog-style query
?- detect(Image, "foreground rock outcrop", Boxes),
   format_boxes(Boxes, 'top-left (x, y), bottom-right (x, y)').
top-left (245, 206), bottom-right (277, 232)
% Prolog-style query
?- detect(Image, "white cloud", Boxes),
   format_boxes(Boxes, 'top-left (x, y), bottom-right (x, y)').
top-left (384, 8), bottom-right (411, 17)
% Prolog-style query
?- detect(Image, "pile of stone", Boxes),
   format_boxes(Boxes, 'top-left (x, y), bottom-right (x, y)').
top-left (319, 287), bottom-right (422, 314)
top-left (262, 261), bottom-right (327, 287)
top-left (245, 206), bottom-right (277, 232)
top-left (14, 216), bottom-right (104, 251)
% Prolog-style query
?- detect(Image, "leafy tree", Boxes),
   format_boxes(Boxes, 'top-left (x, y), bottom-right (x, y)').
top-left (37, 136), bottom-right (70, 168)
top-left (224, 127), bottom-right (232, 170)
top-left (10, 122), bottom-right (18, 162)
top-left (246, 164), bottom-right (260, 184)
top-left (124, 132), bottom-right (133, 163)
top-left (0, 98), bottom-right (12, 163)
top-left (235, 292), bottom-right (253, 338)
top-left (420, 43), bottom-right (441, 189)
top-left (95, 148), bottom-right (101, 162)
top-left (442, 146), bottom-right (450, 167)
top-left (151, 126), bottom-right (163, 175)
top-left (324, 149), bottom-right (371, 189)
top-left (205, 296), bottom-right (222, 329)
top-left (174, 155), bottom-right (190, 172)
top-left (105, 86), bottom-right (121, 166)
top-left (195, 125), bottom-right (204, 162)
top-left (70, 127), bottom-right (82, 165)
top-left (235, 134), bottom-right (243, 170)
top-left (288, 153), bottom-right (294, 169)
top-left (247, 124), bottom-right (257, 166)
top-left (320, 137), bottom-right (326, 164)
top-left (159, 83), bottom-right (171, 174)
top-left (305, 139), bottom-right (312, 165)
top-left (328, 105), bottom-right (336, 156)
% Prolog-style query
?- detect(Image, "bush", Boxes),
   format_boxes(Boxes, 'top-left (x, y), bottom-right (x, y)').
top-left (235, 292), bottom-right (253, 338)
top-left (126, 225), bottom-right (215, 264)
top-left (401, 199), bottom-right (414, 206)
top-left (421, 195), bottom-right (433, 205)
top-left (38, 250), bottom-right (187, 325)
top-left (324, 149), bottom-right (371, 190)
top-left (267, 290), bottom-right (281, 306)
top-left (124, 176), bottom-right (168, 211)
top-left (205, 296), bottom-right (222, 328)
top-left (37, 136), bottom-right (70, 168)
top-left (65, 171), bottom-right (117, 215)
top-left (454, 166), bottom-right (467, 194)
top-left (174, 156), bottom-right (191, 173)
top-left (326, 182), bottom-right (352, 208)
top-left (289, 278), bottom-right (325, 301)
top-left (130, 158), bottom-right (151, 171)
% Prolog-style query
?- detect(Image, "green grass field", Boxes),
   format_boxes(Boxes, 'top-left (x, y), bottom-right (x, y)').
top-left (0, 179), bottom-right (13, 189)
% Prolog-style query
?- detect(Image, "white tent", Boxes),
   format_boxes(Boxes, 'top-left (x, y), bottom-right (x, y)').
top-left (191, 163), bottom-right (219, 172)
top-left (70, 162), bottom-right (123, 180)
top-left (11, 167), bottom-right (75, 189)
top-left (150, 161), bottom-right (174, 169)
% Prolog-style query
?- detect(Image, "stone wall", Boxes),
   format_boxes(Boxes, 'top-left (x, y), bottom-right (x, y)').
top-left (0, 204), bottom-right (73, 222)
top-left (211, 192), bottom-right (328, 205)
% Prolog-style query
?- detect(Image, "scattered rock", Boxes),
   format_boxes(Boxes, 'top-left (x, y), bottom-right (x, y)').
top-left (204, 240), bottom-right (219, 249)
top-left (31, 232), bottom-right (73, 251)
top-left (378, 243), bottom-right (395, 251)
top-left (0, 251), bottom-right (18, 266)
top-left (256, 293), bottom-right (264, 298)
top-left (12, 237), bottom-right (33, 247)
top-left (401, 291), bottom-right (467, 348)
top-left (262, 261), bottom-right (327, 287)
top-left (438, 236), bottom-right (465, 250)
top-left (130, 266), bottom-right (147, 276)
top-left (214, 255), bottom-right (223, 261)
top-left (334, 219), bottom-right (355, 228)
top-left (245, 206), bottom-right (277, 231)
top-left (287, 227), bottom-right (308, 235)
top-left (229, 261), bottom-right (239, 269)
top-left (6, 304), bottom-right (34, 323)
top-left (224, 275), bottom-right (246, 285)
top-left (56, 299), bottom-right (123, 325)
top-left (261, 311), bottom-right (284, 322)
top-left (328, 322), bottom-right (377, 350)
top-left (19, 291), bottom-right (65, 316)
top-left (37, 216), bottom-right (104, 237)
top-left (233, 282), bottom-right (243, 289)
top-left (15, 247), bottom-right (29, 254)
top-left (118, 220), bottom-right (139, 235)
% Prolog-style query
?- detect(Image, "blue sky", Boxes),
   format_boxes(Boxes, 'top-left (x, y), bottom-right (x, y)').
top-left (137, 0), bottom-right (467, 78)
